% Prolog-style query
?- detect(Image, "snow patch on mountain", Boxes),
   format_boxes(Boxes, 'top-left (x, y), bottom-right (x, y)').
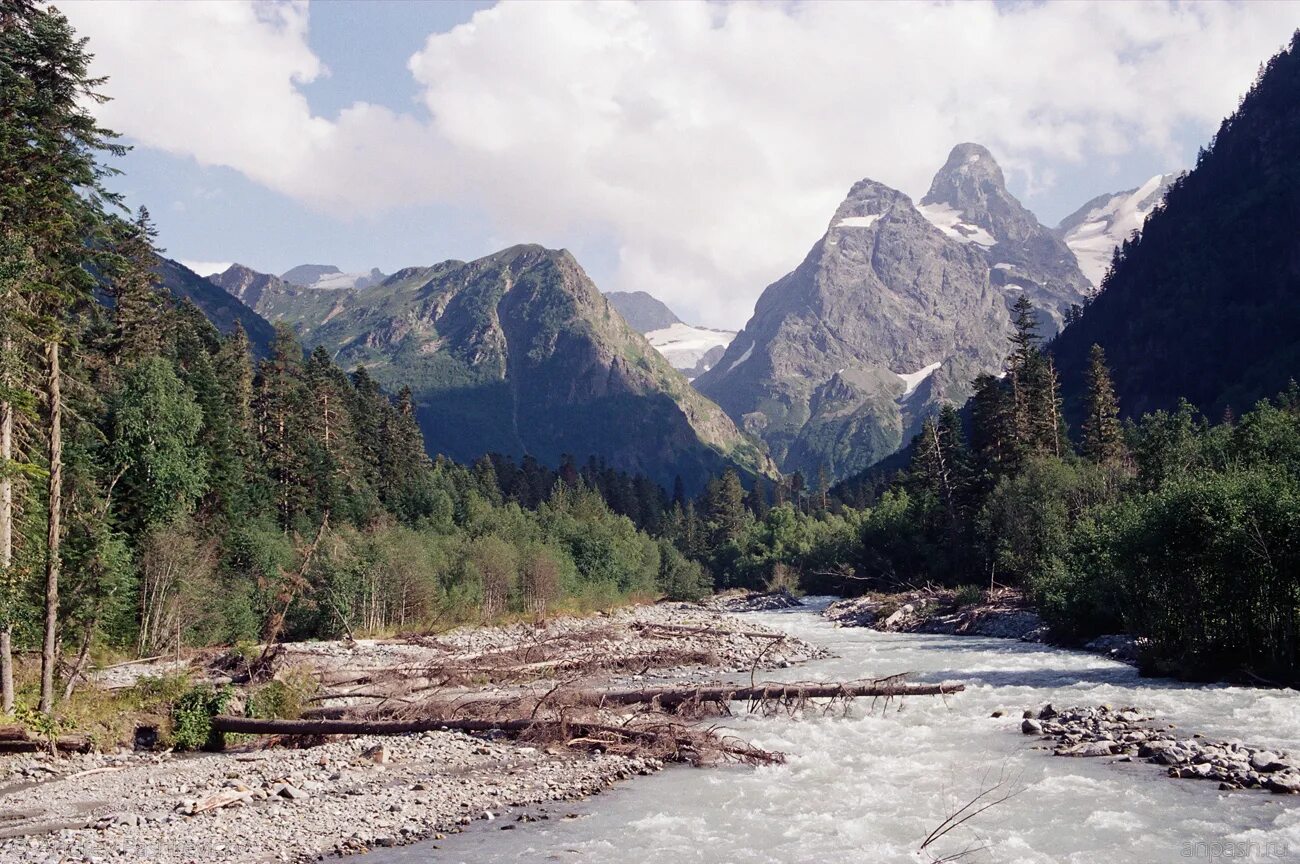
top-left (1059, 173), bottom-right (1177, 288)
top-left (724, 341), bottom-right (755, 375)
top-left (917, 202), bottom-right (996, 247)
top-left (834, 214), bottom-right (881, 229)
top-left (644, 323), bottom-right (736, 380)
top-left (897, 362), bottom-right (942, 399)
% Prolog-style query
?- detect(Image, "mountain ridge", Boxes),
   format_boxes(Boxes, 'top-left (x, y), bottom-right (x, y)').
top-left (209, 246), bottom-right (774, 490)
top-left (1051, 32), bottom-right (1300, 424)
top-left (695, 144), bottom-right (1088, 480)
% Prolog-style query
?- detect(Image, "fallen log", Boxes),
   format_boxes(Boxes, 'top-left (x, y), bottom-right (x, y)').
top-left (588, 680), bottom-right (963, 710)
top-left (210, 715), bottom-right (779, 765)
top-left (0, 727), bottom-right (92, 754)
top-left (631, 622), bottom-right (786, 640)
top-left (300, 678), bottom-right (964, 720)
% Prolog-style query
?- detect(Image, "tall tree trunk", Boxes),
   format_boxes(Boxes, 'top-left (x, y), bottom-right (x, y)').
top-left (1, 339), bottom-right (13, 713)
top-left (39, 340), bottom-right (61, 713)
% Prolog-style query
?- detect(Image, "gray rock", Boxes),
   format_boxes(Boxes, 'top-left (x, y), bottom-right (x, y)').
top-left (1250, 751), bottom-right (1286, 772)
top-left (695, 143), bottom-right (1088, 480)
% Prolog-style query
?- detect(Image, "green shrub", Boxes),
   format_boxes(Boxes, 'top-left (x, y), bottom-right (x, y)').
top-left (245, 672), bottom-right (315, 720)
top-left (171, 684), bottom-right (233, 751)
top-left (953, 584), bottom-right (984, 608)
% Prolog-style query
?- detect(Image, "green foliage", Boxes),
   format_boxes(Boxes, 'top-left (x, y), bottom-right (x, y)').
top-left (170, 684), bottom-right (233, 751)
top-left (953, 584), bottom-right (984, 608)
top-left (244, 673), bottom-right (315, 720)
top-left (108, 358), bottom-right (207, 528)
top-left (12, 704), bottom-right (71, 753)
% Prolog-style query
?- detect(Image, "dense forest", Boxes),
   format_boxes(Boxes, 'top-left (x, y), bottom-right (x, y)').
top-left (717, 295), bottom-right (1300, 685)
top-left (0, 3), bottom-right (719, 717)
top-left (4, 0), bottom-right (1299, 736)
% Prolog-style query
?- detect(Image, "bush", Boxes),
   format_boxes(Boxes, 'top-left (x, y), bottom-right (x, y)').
top-left (245, 672), bottom-right (315, 720)
top-left (171, 684), bottom-right (233, 751)
top-left (953, 584), bottom-right (984, 608)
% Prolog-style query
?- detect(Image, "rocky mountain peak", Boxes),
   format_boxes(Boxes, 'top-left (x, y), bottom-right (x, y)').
top-left (209, 263), bottom-right (292, 310)
top-left (827, 179), bottom-right (912, 230)
top-left (920, 142), bottom-right (1038, 244)
top-left (924, 142), bottom-right (1007, 204)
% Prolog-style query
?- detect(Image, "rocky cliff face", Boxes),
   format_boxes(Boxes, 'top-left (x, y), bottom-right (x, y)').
top-left (233, 246), bottom-right (773, 491)
top-left (696, 145), bottom-right (1088, 480)
top-left (919, 143), bottom-right (1090, 331)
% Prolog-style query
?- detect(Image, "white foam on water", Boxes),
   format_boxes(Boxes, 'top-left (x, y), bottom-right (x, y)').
top-left (364, 605), bottom-right (1300, 864)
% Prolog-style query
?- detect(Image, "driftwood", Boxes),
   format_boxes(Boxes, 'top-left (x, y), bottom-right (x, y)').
top-left (186, 787), bottom-right (254, 815)
top-left (301, 676), bottom-right (963, 720)
top-left (588, 680), bottom-right (963, 711)
top-left (0, 725), bottom-right (91, 754)
top-left (631, 622), bottom-right (786, 640)
top-left (211, 715), bottom-right (779, 765)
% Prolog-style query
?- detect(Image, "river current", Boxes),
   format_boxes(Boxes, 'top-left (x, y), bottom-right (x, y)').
top-left (368, 600), bottom-right (1300, 863)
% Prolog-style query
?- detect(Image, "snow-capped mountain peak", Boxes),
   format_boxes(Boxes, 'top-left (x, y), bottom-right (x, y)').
top-left (1057, 173), bottom-right (1179, 288)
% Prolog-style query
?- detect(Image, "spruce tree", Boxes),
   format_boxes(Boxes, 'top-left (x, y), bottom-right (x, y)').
top-left (1081, 343), bottom-right (1124, 464)
top-left (254, 325), bottom-right (310, 529)
top-left (970, 372), bottom-right (1014, 478)
top-left (105, 208), bottom-right (165, 365)
top-left (0, 0), bottom-right (125, 709)
top-left (704, 469), bottom-right (748, 548)
top-left (746, 474), bottom-right (770, 518)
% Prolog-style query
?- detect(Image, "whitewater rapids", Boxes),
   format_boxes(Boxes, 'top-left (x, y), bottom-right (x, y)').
top-left (366, 600), bottom-right (1300, 863)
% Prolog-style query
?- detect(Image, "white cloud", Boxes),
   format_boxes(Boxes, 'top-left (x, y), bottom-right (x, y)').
top-left (178, 260), bottom-right (233, 277)
top-left (65, 0), bottom-right (1299, 327)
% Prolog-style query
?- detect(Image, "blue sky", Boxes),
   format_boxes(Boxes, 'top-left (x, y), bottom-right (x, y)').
top-left (67, 1), bottom-right (1299, 328)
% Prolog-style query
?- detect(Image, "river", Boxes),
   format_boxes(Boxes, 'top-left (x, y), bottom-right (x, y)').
top-left (365, 600), bottom-right (1300, 863)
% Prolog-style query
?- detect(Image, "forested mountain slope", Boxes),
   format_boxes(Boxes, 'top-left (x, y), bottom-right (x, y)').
top-left (1051, 32), bottom-right (1300, 422)
top-left (217, 246), bottom-right (774, 492)
top-left (153, 257), bottom-right (276, 356)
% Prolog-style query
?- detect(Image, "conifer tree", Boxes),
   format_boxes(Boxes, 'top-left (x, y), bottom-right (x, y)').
top-left (746, 474), bottom-right (770, 518)
top-left (254, 326), bottom-right (310, 529)
top-left (105, 208), bottom-right (165, 365)
top-left (1081, 343), bottom-right (1124, 464)
top-left (0, 0), bottom-right (126, 710)
top-left (704, 469), bottom-right (748, 548)
top-left (970, 373), bottom-right (1014, 478)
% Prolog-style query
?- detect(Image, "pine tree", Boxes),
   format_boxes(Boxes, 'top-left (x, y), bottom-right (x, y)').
top-left (970, 373), bottom-right (1014, 477)
top-left (206, 325), bottom-right (256, 519)
top-left (745, 474), bottom-right (770, 518)
top-left (105, 208), bottom-right (165, 365)
top-left (472, 455), bottom-right (503, 506)
top-left (0, 0), bottom-right (126, 709)
top-left (704, 469), bottom-right (748, 548)
top-left (1081, 344), bottom-right (1124, 464)
top-left (253, 325), bottom-right (310, 529)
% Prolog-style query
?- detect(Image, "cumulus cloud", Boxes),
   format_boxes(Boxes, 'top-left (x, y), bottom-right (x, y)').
top-left (66, 0), bottom-right (1298, 326)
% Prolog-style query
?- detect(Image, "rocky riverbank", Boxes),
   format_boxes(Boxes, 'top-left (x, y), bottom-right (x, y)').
top-left (1018, 703), bottom-right (1300, 794)
top-left (4, 601), bottom-right (826, 864)
top-left (0, 732), bottom-right (657, 863)
top-left (823, 588), bottom-right (1142, 663)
